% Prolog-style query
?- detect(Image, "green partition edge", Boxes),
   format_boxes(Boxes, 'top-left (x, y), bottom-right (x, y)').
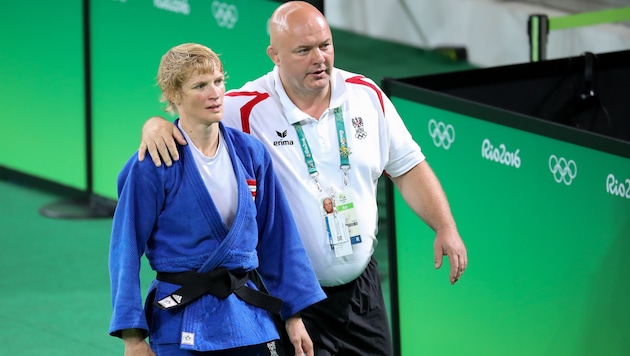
top-left (385, 80), bottom-right (630, 356)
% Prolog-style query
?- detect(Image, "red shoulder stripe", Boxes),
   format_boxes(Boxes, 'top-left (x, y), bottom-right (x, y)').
top-left (226, 91), bottom-right (270, 134)
top-left (345, 76), bottom-right (385, 114)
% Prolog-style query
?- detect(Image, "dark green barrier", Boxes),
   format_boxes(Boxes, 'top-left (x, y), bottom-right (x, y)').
top-left (384, 50), bottom-right (630, 355)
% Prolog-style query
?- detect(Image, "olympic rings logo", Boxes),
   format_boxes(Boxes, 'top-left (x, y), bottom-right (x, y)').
top-left (548, 155), bottom-right (577, 185)
top-left (428, 119), bottom-right (455, 150)
top-left (212, 1), bottom-right (238, 29)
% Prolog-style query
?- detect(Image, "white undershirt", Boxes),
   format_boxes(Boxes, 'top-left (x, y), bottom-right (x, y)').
top-left (178, 122), bottom-right (238, 229)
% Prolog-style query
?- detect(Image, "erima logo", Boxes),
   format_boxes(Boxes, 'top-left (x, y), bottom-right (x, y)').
top-left (273, 130), bottom-right (294, 146)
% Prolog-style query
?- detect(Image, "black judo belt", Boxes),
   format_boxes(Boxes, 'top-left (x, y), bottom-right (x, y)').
top-left (153, 268), bottom-right (282, 314)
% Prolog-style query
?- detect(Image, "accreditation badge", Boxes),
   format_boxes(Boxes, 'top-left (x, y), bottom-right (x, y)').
top-left (319, 189), bottom-right (362, 258)
top-left (335, 190), bottom-right (361, 244)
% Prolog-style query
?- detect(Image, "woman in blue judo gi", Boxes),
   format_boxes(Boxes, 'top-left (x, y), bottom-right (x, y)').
top-left (108, 43), bottom-right (326, 356)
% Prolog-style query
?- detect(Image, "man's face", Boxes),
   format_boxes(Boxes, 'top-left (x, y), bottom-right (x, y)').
top-left (273, 15), bottom-right (334, 95)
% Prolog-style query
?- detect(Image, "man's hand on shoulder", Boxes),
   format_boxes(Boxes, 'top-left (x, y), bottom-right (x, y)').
top-left (138, 116), bottom-right (186, 167)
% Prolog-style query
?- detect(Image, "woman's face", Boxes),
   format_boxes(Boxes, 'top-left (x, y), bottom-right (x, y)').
top-left (176, 69), bottom-right (225, 125)
top-left (323, 198), bottom-right (333, 214)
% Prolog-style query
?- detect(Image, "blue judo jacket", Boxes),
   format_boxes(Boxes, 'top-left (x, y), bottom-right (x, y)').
top-left (109, 121), bottom-right (325, 351)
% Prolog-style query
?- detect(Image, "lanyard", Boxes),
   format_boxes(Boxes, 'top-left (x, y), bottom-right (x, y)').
top-left (293, 107), bottom-right (351, 191)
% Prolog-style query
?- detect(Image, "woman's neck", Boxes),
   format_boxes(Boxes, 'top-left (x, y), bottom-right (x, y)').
top-left (180, 120), bottom-right (221, 157)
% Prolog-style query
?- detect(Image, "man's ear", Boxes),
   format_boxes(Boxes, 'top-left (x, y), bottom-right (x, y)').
top-left (267, 45), bottom-right (279, 65)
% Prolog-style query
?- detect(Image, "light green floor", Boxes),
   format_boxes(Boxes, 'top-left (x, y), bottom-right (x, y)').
top-left (0, 28), bottom-right (474, 355)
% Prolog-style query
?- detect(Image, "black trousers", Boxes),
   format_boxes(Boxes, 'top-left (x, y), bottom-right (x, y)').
top-left (298, 257), bottom-right (393, 356)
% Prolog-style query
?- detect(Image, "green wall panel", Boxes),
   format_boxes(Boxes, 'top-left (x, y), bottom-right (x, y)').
top-left (392, 97), bottom-right (630, 355)
top-left (91, 0), bottom-right (281, 200)
top-left (0, 0), bottom-right (85, 189)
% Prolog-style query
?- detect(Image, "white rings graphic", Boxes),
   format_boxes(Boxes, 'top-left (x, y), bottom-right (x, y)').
top-left (548, 155), bottom-right (577, 185)
top-left (428, 119), bottom-right (455, 150)
top-left (212, 1), bottom-right (238, 29)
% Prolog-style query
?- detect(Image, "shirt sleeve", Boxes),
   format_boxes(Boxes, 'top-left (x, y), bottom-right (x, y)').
top-left (381, 86), bottom-right (426, 178)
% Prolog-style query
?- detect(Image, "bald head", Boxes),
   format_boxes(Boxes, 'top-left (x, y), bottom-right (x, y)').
top-left (266, 1), bottom-right (334, 105)
top-left (269, 1), bottom-right (329, 47)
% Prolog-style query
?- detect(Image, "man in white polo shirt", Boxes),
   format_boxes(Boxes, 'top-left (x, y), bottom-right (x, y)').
top-left (138, 2), bottom-right (467, 355)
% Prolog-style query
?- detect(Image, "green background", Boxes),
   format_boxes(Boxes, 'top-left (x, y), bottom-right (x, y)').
top-left (392, 98), bottom-right (630, 355)
top-left (0, 0), bottom-right (281, 199)
top-left (0, 0), bottom-right (86, 189)
top-left (91, 0), bottom-right (280, 199)
top-left (4, 1), bottom-right (629, 355)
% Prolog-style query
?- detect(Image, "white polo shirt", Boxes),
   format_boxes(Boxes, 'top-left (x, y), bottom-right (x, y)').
top-left (222, 66), bottom-right (424, 286)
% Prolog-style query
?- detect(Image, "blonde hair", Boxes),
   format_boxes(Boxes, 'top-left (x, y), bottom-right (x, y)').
top-left (157, 43), bottom-right (225, 114)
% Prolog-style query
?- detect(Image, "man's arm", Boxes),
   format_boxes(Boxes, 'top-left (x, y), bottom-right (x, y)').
top-left (285, 314), bottom-right (314, 356)
top-left (138, 116), bottom-right (187, 167)
top-left (391, 160), bottom-right (468, 285)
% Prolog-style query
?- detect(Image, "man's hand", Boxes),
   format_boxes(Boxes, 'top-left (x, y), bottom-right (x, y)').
top-left (285, 315), bottom-right (314, 356)
top-left (138, 116), bottom-right (186, 167)
top-left (122, 329), bottom-right (155, 356)
top-left (390, 162), bottom-right (468, 285)
top-left (433, 227), bottom-right (467, 285)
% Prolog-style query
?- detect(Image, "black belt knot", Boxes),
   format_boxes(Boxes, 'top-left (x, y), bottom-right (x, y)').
top-left (154, 268), bottom-right (282, 314)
